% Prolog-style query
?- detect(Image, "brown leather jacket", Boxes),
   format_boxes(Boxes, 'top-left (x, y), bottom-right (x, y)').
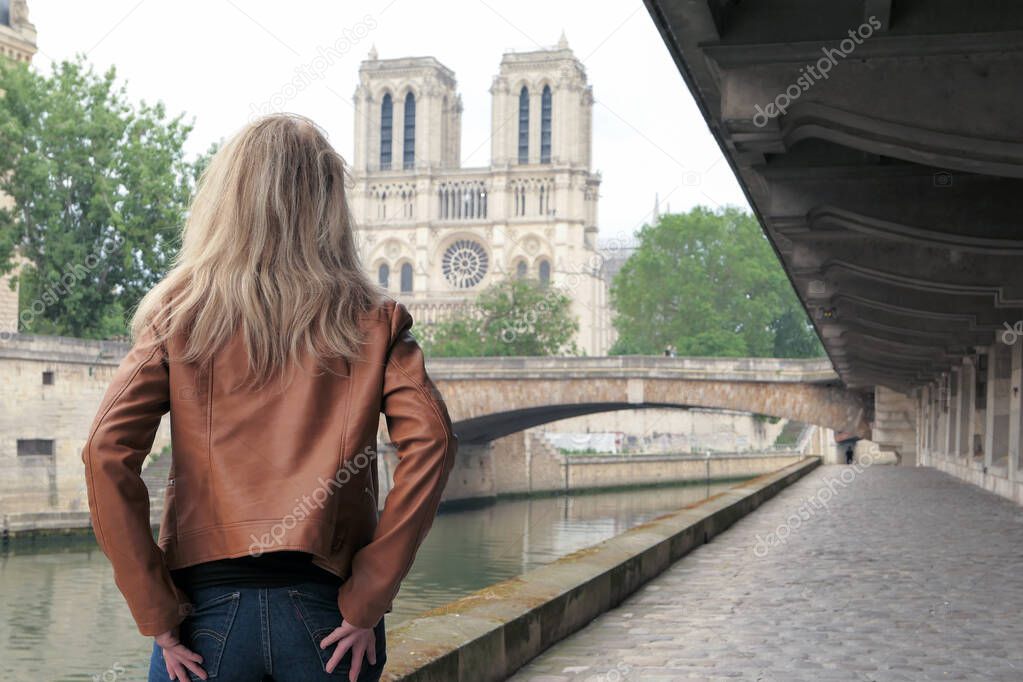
top-left (82, 299), bottom-right (458, 636)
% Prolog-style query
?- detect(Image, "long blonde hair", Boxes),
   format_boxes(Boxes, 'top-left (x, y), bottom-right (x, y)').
top-left (131, 113), bottom-right (385, 390)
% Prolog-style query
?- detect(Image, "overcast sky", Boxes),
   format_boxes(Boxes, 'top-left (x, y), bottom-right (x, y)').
top-left (29, 0), bottom-right (750, 240)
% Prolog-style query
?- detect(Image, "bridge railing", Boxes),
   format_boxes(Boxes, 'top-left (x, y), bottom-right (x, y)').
top-left (426, 355), bottom-right (839, 384)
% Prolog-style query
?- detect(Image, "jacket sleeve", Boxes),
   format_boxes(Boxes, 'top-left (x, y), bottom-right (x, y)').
top-left (82, 323), bottom-right (189, 637)
top-left (338, 301), bottom-right (458, 628)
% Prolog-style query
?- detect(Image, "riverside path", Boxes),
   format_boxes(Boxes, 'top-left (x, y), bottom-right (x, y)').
top-left (509, 465), bottom-right (1023, 681)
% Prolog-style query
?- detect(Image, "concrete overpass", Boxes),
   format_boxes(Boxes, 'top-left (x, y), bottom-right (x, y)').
top-left (644, 0), bottom-right (1023, 498)
top-left (426, 355), bottom-right (870, 443)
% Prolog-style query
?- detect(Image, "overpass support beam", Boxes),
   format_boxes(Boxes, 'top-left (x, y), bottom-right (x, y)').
top-left (961, 359), bottom-right (977, 459)
top-left (924, 385), bottom-right (935, 463)
top-left (990, 343), bottom-right (1014, 470)
top-left (950, 367), bottom-right (962, 457)
top-left (1010, 341), bottom-right (1022, 487)
top-left (984, 348), bottom-right (996, 472)
top-left (871, 386), bottom-right (918, 466)
top-left (942, 373), bottom-right (952, 460)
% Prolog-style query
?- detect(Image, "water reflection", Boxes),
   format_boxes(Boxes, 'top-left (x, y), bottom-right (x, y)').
top-left (0, 479), bottom-right (734, 681)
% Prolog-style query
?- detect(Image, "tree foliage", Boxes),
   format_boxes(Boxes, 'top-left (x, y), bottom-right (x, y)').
top-left (419, 278), bottom-right (580, 357)
top-left (0, 56), bottom-right (201, 338)
top-left (609, 206), bottom-right (823, 358)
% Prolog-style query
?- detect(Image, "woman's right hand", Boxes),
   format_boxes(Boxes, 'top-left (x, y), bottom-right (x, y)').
top-left (320, 619), bottom-right (378, 681)
top-left (155, 628), bottom-right (207, 681)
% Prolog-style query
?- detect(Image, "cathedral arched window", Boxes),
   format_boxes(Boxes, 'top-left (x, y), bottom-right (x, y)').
top-left (538, 259), bottom-right (551, 286)
top-left (437, 182), bottom-right (487, 220)
top-left (541, 85), bottom-right (552, 164)
top-left (400, 263), bottom-right (414, 293)
top-left (513, 184), bottom-right (526, 217)
top-left (540, 180), bottom-right (555, 215)
top-left (403, 92), bottom-right (416, 170)
top-left (402, 189), bottom-right (414, 218)
top-left (518, 86), bottom-right (529, 164)
top-left (380, 93), bottom-right (393, 170)
top-left (378, 263), bottom-right (390, 288)
top-left (0, 0), bottom-right (9, 27)
top-left (516, 260), bottom-right (527, 279)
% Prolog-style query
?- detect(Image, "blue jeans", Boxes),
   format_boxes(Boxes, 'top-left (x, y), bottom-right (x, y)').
top-left (148, 581), bottom-right (386, 681)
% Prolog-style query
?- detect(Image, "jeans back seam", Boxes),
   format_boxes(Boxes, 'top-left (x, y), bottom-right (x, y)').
top-left (259, 588), bottom-right (273, 675)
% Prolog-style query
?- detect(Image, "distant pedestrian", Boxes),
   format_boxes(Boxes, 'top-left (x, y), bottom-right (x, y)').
top-left (845, 445), bottom-right (854, 465)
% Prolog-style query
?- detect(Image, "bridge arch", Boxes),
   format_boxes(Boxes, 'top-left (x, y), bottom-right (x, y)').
top-left (425, 356), bottom-right (871, 445)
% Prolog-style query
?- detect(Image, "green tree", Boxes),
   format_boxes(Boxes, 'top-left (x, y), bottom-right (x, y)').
top-left (609, 206), bottom-right (823, 358)
top-left (419, 278), bottom-right (580, 357)
top-left (0, 56), bottom-right (200, 338)
top-left (771, 305), bottom-right (825, 358)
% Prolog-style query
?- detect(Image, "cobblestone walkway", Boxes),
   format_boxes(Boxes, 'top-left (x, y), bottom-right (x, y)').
top-left (509, 465), bottom-right (1023, 681)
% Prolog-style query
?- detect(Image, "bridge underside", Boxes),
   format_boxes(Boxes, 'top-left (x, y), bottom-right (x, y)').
top-left (644, 1), bottom-right (1023, 491)
top-left (453, 402), bottom-right (699, 444)
top-left (644, 0), bottom-right (1023, 394)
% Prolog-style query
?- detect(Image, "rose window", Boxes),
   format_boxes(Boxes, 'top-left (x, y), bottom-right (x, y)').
top-left (442, 239), bottom-right (489, 288)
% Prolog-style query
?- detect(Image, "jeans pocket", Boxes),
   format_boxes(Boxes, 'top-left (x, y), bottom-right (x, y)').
top-left (180, 591), bottom-right (241, 680)
top-left (287, 588), bottom-right (387, 678)
top-left (287, 589), bottom-right (342, 673)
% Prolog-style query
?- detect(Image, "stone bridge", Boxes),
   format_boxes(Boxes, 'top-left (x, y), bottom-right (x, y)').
top-left (0, 334), bottom-right (867, 520)
top-left (424, 355), bottom-right (871, 444)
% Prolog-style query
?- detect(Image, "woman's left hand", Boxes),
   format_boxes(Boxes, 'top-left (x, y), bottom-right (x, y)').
top-left (320, 619), bottom-right (377, 681)
top-left (155, 628), bottom-right (207, 680)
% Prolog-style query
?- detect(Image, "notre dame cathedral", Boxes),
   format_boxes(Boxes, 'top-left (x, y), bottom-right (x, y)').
top-left (348, 35), bottom-right (614, 355)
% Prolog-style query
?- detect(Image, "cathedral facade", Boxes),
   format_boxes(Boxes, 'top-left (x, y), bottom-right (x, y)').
top-left (349, 35), bottom-right (613, 355)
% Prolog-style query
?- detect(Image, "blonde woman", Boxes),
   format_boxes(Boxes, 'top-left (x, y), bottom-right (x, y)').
top-left (82, 114), bottom-right (458, 682)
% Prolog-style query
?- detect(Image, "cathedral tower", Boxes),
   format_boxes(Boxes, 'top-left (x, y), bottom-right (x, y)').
top-left (352, 50), bottom-right (462, 174)
top-left (489, 31), bottom-right (593, 169)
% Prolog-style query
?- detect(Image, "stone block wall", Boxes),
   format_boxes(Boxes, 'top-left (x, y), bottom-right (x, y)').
top-left (0, 335), bottom-right (172, 527)
top-left (872, 386), bottom-right (919, 466)
top-left (0, 263), bottom-right (20, 335)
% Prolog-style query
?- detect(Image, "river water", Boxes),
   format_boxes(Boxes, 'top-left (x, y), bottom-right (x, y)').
top-left (0, 480), bottom-right (736, 681)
